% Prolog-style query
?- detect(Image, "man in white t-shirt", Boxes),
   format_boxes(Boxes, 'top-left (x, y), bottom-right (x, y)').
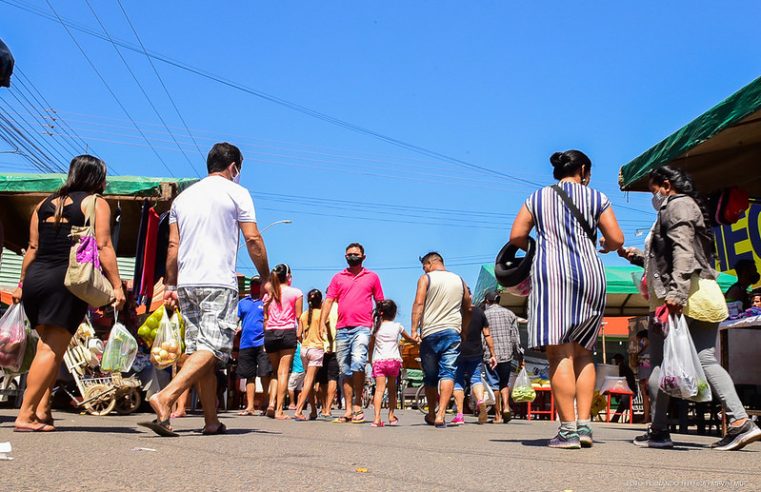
top-left (139, 142), bottom-right (270, 437)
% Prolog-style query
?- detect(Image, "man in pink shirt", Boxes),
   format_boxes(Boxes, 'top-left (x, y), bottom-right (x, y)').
top-left (320, 243), bottom-right (384, 423)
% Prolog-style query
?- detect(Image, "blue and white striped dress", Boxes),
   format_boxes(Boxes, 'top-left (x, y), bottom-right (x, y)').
top-left (525, 182), bottom-right (609, 350)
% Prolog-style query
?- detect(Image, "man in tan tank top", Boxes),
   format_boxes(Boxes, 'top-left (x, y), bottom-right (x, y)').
top-left (411, 252), bottom-right (472, 428)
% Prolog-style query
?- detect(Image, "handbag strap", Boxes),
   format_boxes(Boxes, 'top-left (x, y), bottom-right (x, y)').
top-left (550, 184), bottom-right (597, 245)
top-left (83, 194), bottom-right (100, 229)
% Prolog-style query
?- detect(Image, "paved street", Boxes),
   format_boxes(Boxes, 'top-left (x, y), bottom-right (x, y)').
top-left (2, 408), bottom-right (760, 492)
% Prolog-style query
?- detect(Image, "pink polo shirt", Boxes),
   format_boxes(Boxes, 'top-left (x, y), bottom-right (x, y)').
top-left (326, 268), bottom-right (384, 329)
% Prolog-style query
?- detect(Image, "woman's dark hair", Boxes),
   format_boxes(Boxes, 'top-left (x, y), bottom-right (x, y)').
top-left (267, 263), bottom-right (291, 306)
top-left (306, 289), bottom-right (322, 327)
top-left (550, 150), bottom-right (591, 180)
top-left (373, 299), bottom-right (397, 333)
top-left (207, 142), bottom-right (242, 174)
top-left (54, 154), bottom-right (107, 221)
top-left (649, 165), bottom-right (715, 250)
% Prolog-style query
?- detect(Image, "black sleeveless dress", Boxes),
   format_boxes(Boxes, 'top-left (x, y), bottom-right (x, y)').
top-left (23, 192), bottom-right (92, 333)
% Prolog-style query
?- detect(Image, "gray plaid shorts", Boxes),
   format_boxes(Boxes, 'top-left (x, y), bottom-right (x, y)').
top-left (178, 287), bottom-right (238, 362)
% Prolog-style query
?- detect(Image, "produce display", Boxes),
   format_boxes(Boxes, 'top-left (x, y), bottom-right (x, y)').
top-left (137, 305), bottom-right (185, 350)
top-left (511, 367), bottom-right (537, 403)
top-left (101, 322), bottom-right (139, 373)
top-left (0, 303), bottom-right (28, 372)
top-left (150, 310), bottom-right (183, 369)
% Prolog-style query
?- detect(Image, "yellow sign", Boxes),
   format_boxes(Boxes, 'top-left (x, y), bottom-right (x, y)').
top-left (714, 200), bottom-right (761, 281)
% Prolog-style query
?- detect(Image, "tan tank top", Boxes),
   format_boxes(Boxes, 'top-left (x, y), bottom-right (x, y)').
top-left (422, 270), bottom-right (464, 338)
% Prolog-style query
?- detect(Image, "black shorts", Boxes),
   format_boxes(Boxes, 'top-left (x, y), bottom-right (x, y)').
top-left (494, 361), bottom-right (512, 391)
top-left (264, 329), bottom-right (297, 353)
top-left (317, 352), bottom-right (340, 384)
top-left (236, 346), bottom-right (272, 379)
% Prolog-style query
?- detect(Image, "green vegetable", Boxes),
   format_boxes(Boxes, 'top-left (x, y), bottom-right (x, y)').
top-left (512, 386), bottom-right (536, 403)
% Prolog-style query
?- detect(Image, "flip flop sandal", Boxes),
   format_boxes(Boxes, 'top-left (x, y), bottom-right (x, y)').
top-left (265, 407), bottom-right (276, 419)
top-left (332, 416), bottom-right (351, 423)
top-left (351, 411), bottom-right (366, 424)
top-left (138, 419), bottom-right (179, 438)
top-left (434, 420), bottom-right (447, 429)
top-left (293, 415), bottom-right (308, 422)
top-left (388, 418), bottom-right (399, 427)
top-left (14, 423), bottom-right (55, 433)
top-left (237, 410), bottom-right (255, 416)
top-left (201, 423), bottom-right (227, 435)
top-left (371, 421), bottom-right (385, 427)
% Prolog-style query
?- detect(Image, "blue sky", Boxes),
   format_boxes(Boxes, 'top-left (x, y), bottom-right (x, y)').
top-left (2, 1), bottom-right (761, 323)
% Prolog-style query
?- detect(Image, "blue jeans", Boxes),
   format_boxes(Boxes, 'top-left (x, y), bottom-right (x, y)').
top-left (420, 329), bottom-right (461, 387)
top-left (454, 356), bottom-right (484, 392)
top-left (335, 326), bottom-right (371, 377)
top-left (482, 363), bottom-right (500, 390)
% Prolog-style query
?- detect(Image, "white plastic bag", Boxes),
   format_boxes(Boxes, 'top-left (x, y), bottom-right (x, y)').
top-left (0, 304), bottom-right (28, 373)
top-left (150, 309), bottom-right (182, 369)
top-left (482, 381), bottom-right (496, 406)
top-left (659, 315), bottom-right (712, 402)
top-left (511, 366), bottom-right (536, 403)
top-left (101, 322), bottom-right (138, 373)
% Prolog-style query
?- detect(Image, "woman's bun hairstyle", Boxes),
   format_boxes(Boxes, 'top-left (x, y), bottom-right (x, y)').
top-left (551, 150), bottom-right (591, 180)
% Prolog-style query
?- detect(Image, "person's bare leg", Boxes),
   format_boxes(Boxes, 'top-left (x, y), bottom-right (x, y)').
top-left (295, 366), bottom-right (319, 417)
top-left (352, 371), bottom-right (365, 415)
top-left (500, 387), bottom-right (511, 417)
top-left (342, 378), bottom-right (354, 419)
top-left (373, 376), bottom-right (387, 425)
top-left (275, 351), bottom-right (293, 419)
top-left (453, 389), bottom-right (466, 416)
top-left (35, 388), bottom-right (53, 424)
top-left (268, 353), bottom-right (280, 413)
top-left (546, 344), bottom-right (577, 422)
top-left (323, 380), bottom-right (337, 417)
top-left (195, 362), bottom-right (222, 431)
top-left (151, 351), bottom-right (216, 422)
top-left (244, 379), bottom-right (255, 412)
top-left (288, 388), bottom-right (297, 409)
top-left (572, 343), bottom-right (595, 420)
top-left (387, 377), bottom-right (398, 423)
top-left (425, 385), bottom-right (438, 423)
top-left (436, 380), bottom-right (454, 425)
top-left (16, 325), bottom-right (70, 430)
top-left (173, 389), bottom-right (190, 418)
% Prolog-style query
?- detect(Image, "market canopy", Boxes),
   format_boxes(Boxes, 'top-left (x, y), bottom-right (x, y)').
top-left (619, 75), bottom-right (761, 197)
top-left (0, 173), bottom-right (197, 256)
top-left (473, 263), bottom-right (738, 318)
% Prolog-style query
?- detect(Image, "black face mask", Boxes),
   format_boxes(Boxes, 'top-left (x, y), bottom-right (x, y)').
top-left (346, 254), bottom-right (363, 267)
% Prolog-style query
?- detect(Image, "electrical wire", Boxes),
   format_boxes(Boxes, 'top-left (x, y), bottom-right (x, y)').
top-left (115, 0), bottom-right (205, 160)
top-left (43, 0), bottom-right (175, 177)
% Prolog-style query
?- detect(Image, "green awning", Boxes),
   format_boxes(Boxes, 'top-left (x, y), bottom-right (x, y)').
top-left (619, 76), bottom-right (761, 196)
top-left (473, 263), bottom-right (738, 318)
top-left (0, 173), bottom-right (198, 196)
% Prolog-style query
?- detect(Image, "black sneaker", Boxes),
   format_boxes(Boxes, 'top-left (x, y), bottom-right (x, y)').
top-left (633, 427), bottom-right (674, 449)
top-left (711, 421), bottom-right (761, 451)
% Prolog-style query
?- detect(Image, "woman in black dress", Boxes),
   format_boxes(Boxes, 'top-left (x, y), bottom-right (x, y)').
top-left (12, 155), bottom-right (125, 432)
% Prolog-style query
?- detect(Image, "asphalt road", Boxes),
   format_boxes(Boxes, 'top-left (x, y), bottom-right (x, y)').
top-left (1, 408), bottom-right (760, 492)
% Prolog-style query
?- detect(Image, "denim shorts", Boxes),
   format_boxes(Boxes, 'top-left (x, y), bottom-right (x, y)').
top-left (335, 326), bottom-right (371, 377)
top-left (454, 356), bottom-right (484, 392)
top-left (420, 328), bottom-right (461, 387)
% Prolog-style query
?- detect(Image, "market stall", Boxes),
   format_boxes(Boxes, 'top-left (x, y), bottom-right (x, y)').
top-left (619, 75), bottom-right (761, 426)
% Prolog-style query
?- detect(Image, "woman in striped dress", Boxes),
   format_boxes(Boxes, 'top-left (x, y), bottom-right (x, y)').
top-left (510, 150), bottom-right (623, 449)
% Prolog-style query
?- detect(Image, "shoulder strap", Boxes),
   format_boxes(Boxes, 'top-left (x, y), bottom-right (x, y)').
top-left (550, 185), bottom-right (597, 244)
top-left (83, 194), bottom-right (100, 228)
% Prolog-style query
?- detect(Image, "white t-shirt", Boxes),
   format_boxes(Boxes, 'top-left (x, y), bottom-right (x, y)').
top-left (169, 175), bottom-right (256, 290)
top-left (372, 321), bottom-right (404, 362)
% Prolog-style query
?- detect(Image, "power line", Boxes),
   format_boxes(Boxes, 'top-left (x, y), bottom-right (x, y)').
top-left (82, 0), bottom-right (200, 177)
top-left (0, 114), bottom-right (59, 172)
top-left (0, 100), bottom-right (67, 172)
top-left (0, 95), bottom-right (70, 167)
top-left (43, 0), bottom-right (176, 177)
top-left (114, 0), bottom-right (205, 160)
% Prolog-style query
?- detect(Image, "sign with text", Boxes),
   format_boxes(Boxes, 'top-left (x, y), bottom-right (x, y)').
top-left (714, 200), bottom-right (761, 283)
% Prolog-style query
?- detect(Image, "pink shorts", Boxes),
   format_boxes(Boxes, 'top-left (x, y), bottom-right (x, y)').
top-left (372, 359), bottom-right (402, 378)
top-left (301, 346), bottom-right (325, 368)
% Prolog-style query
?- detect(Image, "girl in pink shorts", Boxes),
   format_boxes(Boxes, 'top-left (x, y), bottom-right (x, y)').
top-left (369, 300), bottom-right (418, 427)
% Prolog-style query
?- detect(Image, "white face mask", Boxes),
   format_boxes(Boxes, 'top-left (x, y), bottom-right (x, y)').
top-left (231, 165), bottom-right (241, 184)
top-left (651, 192), bottom-right (667, 211)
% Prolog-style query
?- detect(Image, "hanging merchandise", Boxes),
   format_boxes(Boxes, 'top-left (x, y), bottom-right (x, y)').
top-left (0, 303), bottom-right (28, 372)
top-left (153, 212), bottom-right (171, 283)
top-left (132, 201), bottom-right (149, 300)
top-left (138, 207), bottom-right (160, 305)
top-left (101, 322), bottom-right (139, 373)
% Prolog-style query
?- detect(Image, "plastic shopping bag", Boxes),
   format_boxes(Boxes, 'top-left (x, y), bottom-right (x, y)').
top-left (0, 303), bottom-right (28, 372)
top-left (101, 322), bottom-right (138, 373)
top-left (150, 309), bottom-right (183, 369)
top-left (659, 315), bottom-right (712, 402)
top-left (511, 366), bottom-right (536, 403)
